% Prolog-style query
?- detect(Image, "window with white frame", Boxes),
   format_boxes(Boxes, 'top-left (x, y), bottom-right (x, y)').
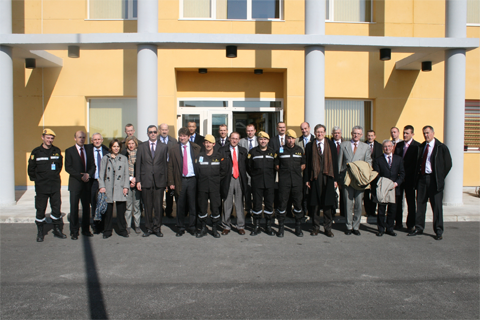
top-left (465, 100), bottom-right (480, 151)
top-left (326, 0), bottom-right (372, 22)
top-left (182, 0), bottom-right (282, 20)
top-left (89, 0), bottom-right (137, 20)
top-left (325, 100), bottom-right (372, 140)
top-left (467, 0), bottom-right (480, 25)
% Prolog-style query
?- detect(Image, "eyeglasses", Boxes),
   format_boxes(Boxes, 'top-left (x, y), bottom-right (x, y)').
top-left (148, 131), bottom-right (157, 134)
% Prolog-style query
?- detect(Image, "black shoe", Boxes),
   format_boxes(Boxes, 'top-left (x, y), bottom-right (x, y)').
top-left (345, 230), bottom-right (352, 235)
top-left (36, 225), bottom-right (44, 242)
top-left (211, 225), bottom-right (221, 238)
top-left (311, 228), bottom-right (319, 236)
top-left (265, 217), bottom-right (276, 236)
top-left (408, 229), bottom-right (423, 236)
top-left (394, 224), bottom-right (403, 231)
top-left (52, 225), bottom-right (67, 239)
top-left (176, 230), bottom-right (185, 237)
top-left (187, 228), bottom-right (196, 236)
top-left (250, 221), bottom-right (261, 236)
top-left (265, 226), bottom-right (276, 236)
top-left (376, 231), bottom-right (384, 237)
top-left (386, 231), bottom-right (397, 237)
top-left (119, 233), bottom-right (129, 238)
top-left (155, 230), bottom-right (163, 237)
top-left (353, 230), bottom-right (361, 236)
top-left (277, 225), bottom-right (284, 238)
top-left (81, 231), bottom-right (94, 237)
top-left (103, 234), bottom-right (111, 239)
top-left (196, 225), bottom-right (208, 238)
top-left (434, 234), bottom-right (443, 240)
top-left (325, 230), bottom-right (334, 238)
top-left (295, 226), bottom-right (303, 237)
top-left (71, 234), bottom-right (78, 240)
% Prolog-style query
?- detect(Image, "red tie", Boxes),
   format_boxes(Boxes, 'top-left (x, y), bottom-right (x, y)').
top-left (183, 145), bottom-right (188, 176)
top-left (79, 147), bottom-right (86, 172)
top-left (420, 144), bottom-right (430, 175)
top-left (336, 142), bottom-right (340, 155)
top-left (232, 147), bottom-right (239, 179)
top-left (353, 143), bottom-right (357, 154)
top-left (388, 156), bottom-right (392, 168)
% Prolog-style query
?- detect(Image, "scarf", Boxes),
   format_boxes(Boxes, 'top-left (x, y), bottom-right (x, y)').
top-left (127, 149), bottom-right (137, 177)
top-left (311, 139), bottom-right (334, 180)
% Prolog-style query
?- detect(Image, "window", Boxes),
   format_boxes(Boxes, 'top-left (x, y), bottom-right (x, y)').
top-left (89, 99), bottom-right (137, 145)
top-left (465, 100), bottom-right (480, 151)
top-left (325, 100), bottom-right (372, 140)
top-left (326, 0), bottom-right (372, 22)
top-left (89, 0), bottom-right (137, 20)
top-left (467, 0), bottom-right (480, 25)
top-left (182, 0), bottom-right (282, 20)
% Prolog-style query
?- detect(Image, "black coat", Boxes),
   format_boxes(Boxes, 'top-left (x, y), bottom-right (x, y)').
top-left (366, 140), bottom-right (383, 166)
top-left (373, 154), bottom-right (405, 196)
top-left (246, 146), bottom-right (276, 189)
top-left (268, 135), bottom-right (286, 152)
top-left (394, 139), bottom-right (420, 187)
top-left (304, 139), bottom-right (339, 207)
top-left (220, 145), bottom-right (248, 199)
top-left (65, 145), bottom-right (96, 192)
top-left (167, 142), bottom-right (202, 197)
top-left (414, 138), bottom-right (452, 192)
top-left (28, 145), bottom-right (63, 193)
top-left (194, 151), bottom-right (227, 193)
top-left (214, 137), bottom-right (230, 152)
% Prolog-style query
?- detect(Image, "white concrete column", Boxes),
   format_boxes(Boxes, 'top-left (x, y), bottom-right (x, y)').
top-left (136, 0), bottom-right (158, 141)
top-left (304, 0), bottom-right (326, 126)
top-left (0, 0), bottom-right (15, 206)
top-left (443, 0), bottom-right (467, 206)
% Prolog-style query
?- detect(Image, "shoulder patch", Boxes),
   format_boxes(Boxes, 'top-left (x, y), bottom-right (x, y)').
top-left (274, 153), bottom-right (277, 158)
top-left (30, 155), bottom-right (34, 160)
top-left (247, 154), bottom-right (251, 159)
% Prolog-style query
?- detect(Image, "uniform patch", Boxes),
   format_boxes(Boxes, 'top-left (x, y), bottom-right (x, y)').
top-left (30, 155), bottom-right (34, 160)
top-left (247, 154), bottom-right (251, 159)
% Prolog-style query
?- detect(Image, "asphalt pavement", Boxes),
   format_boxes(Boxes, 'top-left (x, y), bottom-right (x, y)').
top-left (1, 221), bottom-right (479, 319)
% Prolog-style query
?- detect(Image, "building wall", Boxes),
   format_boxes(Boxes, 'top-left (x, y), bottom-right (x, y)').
top-left (12, 0), bottom-right (480, 186)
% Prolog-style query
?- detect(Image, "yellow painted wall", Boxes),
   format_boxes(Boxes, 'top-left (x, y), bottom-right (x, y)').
top-left (464, 153), bottom-right (480, 186)
top-left (11, 0), bottom-right (480, 186)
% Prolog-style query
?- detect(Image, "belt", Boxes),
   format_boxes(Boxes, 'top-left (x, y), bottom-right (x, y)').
top-left (182, 176), bottom-right (195, 179)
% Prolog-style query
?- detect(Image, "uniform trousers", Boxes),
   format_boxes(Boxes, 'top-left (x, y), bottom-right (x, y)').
top-left (35, 191), bottom-right (62, 225)
top-left (416, 174), bottom-right (444, 235)
top-left (343, 186), bottom-right (363, 231)
top-left (377, 203), bottom-right (396, 233)
top-left (90, 179), bottom-right (104, 232)
top-left (70, 185), bottom-right (91, 235)
top-left (396, 184), bottom-right (417, 229)
top-left (223, 177), bottom-right (245, 230)
top-left (252, 186), bottom-right (274, 219)
top-left (142, 186), bottom-right (164, 233)
top-left (125, 187), bottom-right (141, 228)
top-left (103, 202), bottom-right (128, 237)
top-left (176, 177), bottom-right (197, 231)
top-left (277, 184), bottom-right (303, 222)
top-left (197, 190), bottom-right (221, 224)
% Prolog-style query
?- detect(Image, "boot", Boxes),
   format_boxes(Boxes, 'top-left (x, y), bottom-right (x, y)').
top-left (196, 222), bottom-right (208, 238)
top-left (277, 221), bottom-right (284, 238)
top-left (250, 219), bottom-right (261, 236)
top-left (52, 224), bottom-right (67, 239)
top-left (265, 216), bottom-right (276, 236)
top-left (295, 219), bottom-right (304, 237)
top-left (212, 223), bottom-right (221, 238)
top-left (36, 224), bottom-right (44, 242)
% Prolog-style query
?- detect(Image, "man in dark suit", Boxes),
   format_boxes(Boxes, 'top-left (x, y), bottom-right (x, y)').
top-left (168, 127), bottom-right (201, 236)
top-left (65, 131), bottom-right (96, 240)
top-left (159, 123), bottom-right (177, 218)
top-left (85, 133), bottom-right (109, 234)
top-left (409, 126), bottom-right (452, 240)
top-left (305, 124), bottom-right (339, 238)
top-left (295, 122), bottom-right (315, 220)
top-left (220, 132), bottom-right (248, 235)
top-left (136, 125), bottom-right (169, 237)
top-left (393, 125), bottom-right (420, 232)
top-left (331, 126), bottom-right (345, 218)
top-left (364, 130), bottom-right (383, 217)
top-left (188, 121), bottom-right (205, 151)
top-left (373, 140), bottom-right (405, 237)
top-left (214, 124), bottom-right (230, 152)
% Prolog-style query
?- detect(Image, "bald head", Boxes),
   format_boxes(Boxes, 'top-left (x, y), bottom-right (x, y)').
top-left (159, 123), bottom-right (169, 138)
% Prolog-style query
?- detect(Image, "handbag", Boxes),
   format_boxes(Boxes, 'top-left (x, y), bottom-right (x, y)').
top-left (94, 191), bottom-right (108, 221)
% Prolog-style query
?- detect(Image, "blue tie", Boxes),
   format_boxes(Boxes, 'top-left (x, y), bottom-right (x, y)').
top-left (96, 149), bottom-right (101, 178)
top-left (249, 139), bottom-right (253, 151)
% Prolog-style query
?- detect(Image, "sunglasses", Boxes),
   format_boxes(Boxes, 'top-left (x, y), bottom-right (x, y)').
top-left (148, 131), bottom-right (157, 134)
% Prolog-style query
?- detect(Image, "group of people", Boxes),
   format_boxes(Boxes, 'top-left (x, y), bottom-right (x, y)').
top-left (28, 120), bottom-right (451, 242)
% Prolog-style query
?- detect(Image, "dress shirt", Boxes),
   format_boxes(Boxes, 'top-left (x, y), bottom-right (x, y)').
top-left (303, 135), bottom-right (311, 146)
top-left (182, 142), bottom-right (195, 177)
top-left (316, 139), bottom-right (324, 154)
top-left (160, 136), bottom-right (169, 144)
top-left (230, 145), bottom-right (239, 161)
top-left (350, 140), bottom-right (359, 152)
top-left (278, 135), bottom-right (286, 146)
top-left (94, 147), bottom-right (104, 179)
top-left (149, 139), bottom-right (158, 153)
top-left (423, 139), bottom-right (435, 174)
top-left (190, 133), bottom-right (196, 142)
top-left (220, 138), bottom-right (226, 146)
top-left (334, 140), bottom-right (342, 148)
top-left (75, 144), bottom-right (87, 170)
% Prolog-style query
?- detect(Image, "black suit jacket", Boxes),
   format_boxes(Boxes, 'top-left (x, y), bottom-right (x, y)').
top-left (394, 139), bottom-right (420, 187)
top-left (214, 137), bottom-right (230, 152)
top-left (220, 145), bottom-right (248, 199)
top-left (268, 135), bottom-right (286, 152)
top-left (85, 144), bottom-right (109, 180)
top-left (135, 139), bottom-right (168, 189)
top-left (414, 138), bottom-right (452, 192)
top-left (167, 142), bottom-right (201, 197)
top-left (373, 154), bottom-right (405, 196)
top-left (366, 140), bottom-right (383, 166)
top-left (65, 144), bottom-right (96, 191)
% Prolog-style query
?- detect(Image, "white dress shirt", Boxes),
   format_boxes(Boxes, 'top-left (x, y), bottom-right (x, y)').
top-left (182, 142), bottom-right (195, 177)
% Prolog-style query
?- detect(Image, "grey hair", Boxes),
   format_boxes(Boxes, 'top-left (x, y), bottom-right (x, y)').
top-left (91, 132), bottom-right (102, 138)
top-left (331, 126), bottom-right (341, 134)
top-left (382, 139), bottom-right (393, 146)
top-left (352, 126), bottom-right (363, 132)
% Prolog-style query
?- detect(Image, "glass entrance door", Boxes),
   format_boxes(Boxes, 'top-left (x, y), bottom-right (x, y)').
top-left (233, 112), bottom-right (280, 138)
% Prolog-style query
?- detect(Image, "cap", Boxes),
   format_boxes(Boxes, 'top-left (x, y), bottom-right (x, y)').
top-left (204, 134), bottom-right (216, 144)
top-left (257, 131), bottom-right (270, 139)
top-left (42, 128), bottom-right (56, 137)
top-left (286, 129), bottom-right (297, 139)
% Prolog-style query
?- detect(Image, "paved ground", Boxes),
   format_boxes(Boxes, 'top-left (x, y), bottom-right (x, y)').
top-left (1, 222), bottom-right (479, 319)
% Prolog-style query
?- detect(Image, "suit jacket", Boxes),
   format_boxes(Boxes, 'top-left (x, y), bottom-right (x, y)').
top-left (414, 138), bottom-right (452, 192)
top-left (268, 135), bottom-right (286, 152)
top-left (220, 145), bottom-right (248, 199)
top-left (239, 136), bottom-right (258, 151)
top-left (331, 138), bottom-right (344, 156)
top-left (373, 154), bottom-right (405, 196)
top-left (85, 143), bottom-right (109, 180)
top-left (338, 140), bottom-right (372, 173)
top-left (214, 137), bottom-right (230, 152)
top-left (65, 144), bottom-right (96, 192)
top-left (365, 140), bottom-right (383, 166)
top-left (135, 139), bottom-right (168, 189)
top-left (167, 142), bottom-right (201, 197)
top-left (295, 134), bottom-right (315, 152)
top-left (394, 139), bottom-right (420, 187)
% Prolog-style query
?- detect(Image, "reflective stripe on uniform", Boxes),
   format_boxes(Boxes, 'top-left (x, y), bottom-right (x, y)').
top-left (35, 218), bottom-right (46, 222)
top-left (36, 157), bottom-right (49, 161)
top-left (198, 213), bottom-right (208, 219)
top-left (251, 210), bottom-right (262, 215)
top-left (252, 156), bottom-right (264, 160)
top-left (277, 209), bottom-right (286, 213)
top-left (263, 210), bottom-right (273, 214)
top-left (211, 215), bottom-right (220, 219)
top-left (200, 163), bottom-right (209, 165)
top-left (292, 155), bottom-right (302, 158)
top-left (50, 214), bottom-right (60, 220)
top-left (50, 156), bottom-right (60, 159)
top-left (265, 156), bottom-right (274, 159)
top-left (211, 162), bottom-right (220, 165)
top-left (279, 155), bottom-right (290, 158)
top-left (293, 208), bottom-right (302, 213)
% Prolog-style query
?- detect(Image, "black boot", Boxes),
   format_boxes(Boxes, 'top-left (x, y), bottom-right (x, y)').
top-left (277, 221), bottom-right (284, 238)
top-left (295, 220), bottom-right (304, 237)
top-left (36, 224), bottom-right (44, 242)
top-left (212, 223), bottom-right (221, 238)
top-left (264, 216), bottom-right (276, 236)
top-left (196, 222), bottom-right (208, 238)
top-left (52, 224), bottom-right (67, 239)
top-left (250, 219), bottom-right (261, 236)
